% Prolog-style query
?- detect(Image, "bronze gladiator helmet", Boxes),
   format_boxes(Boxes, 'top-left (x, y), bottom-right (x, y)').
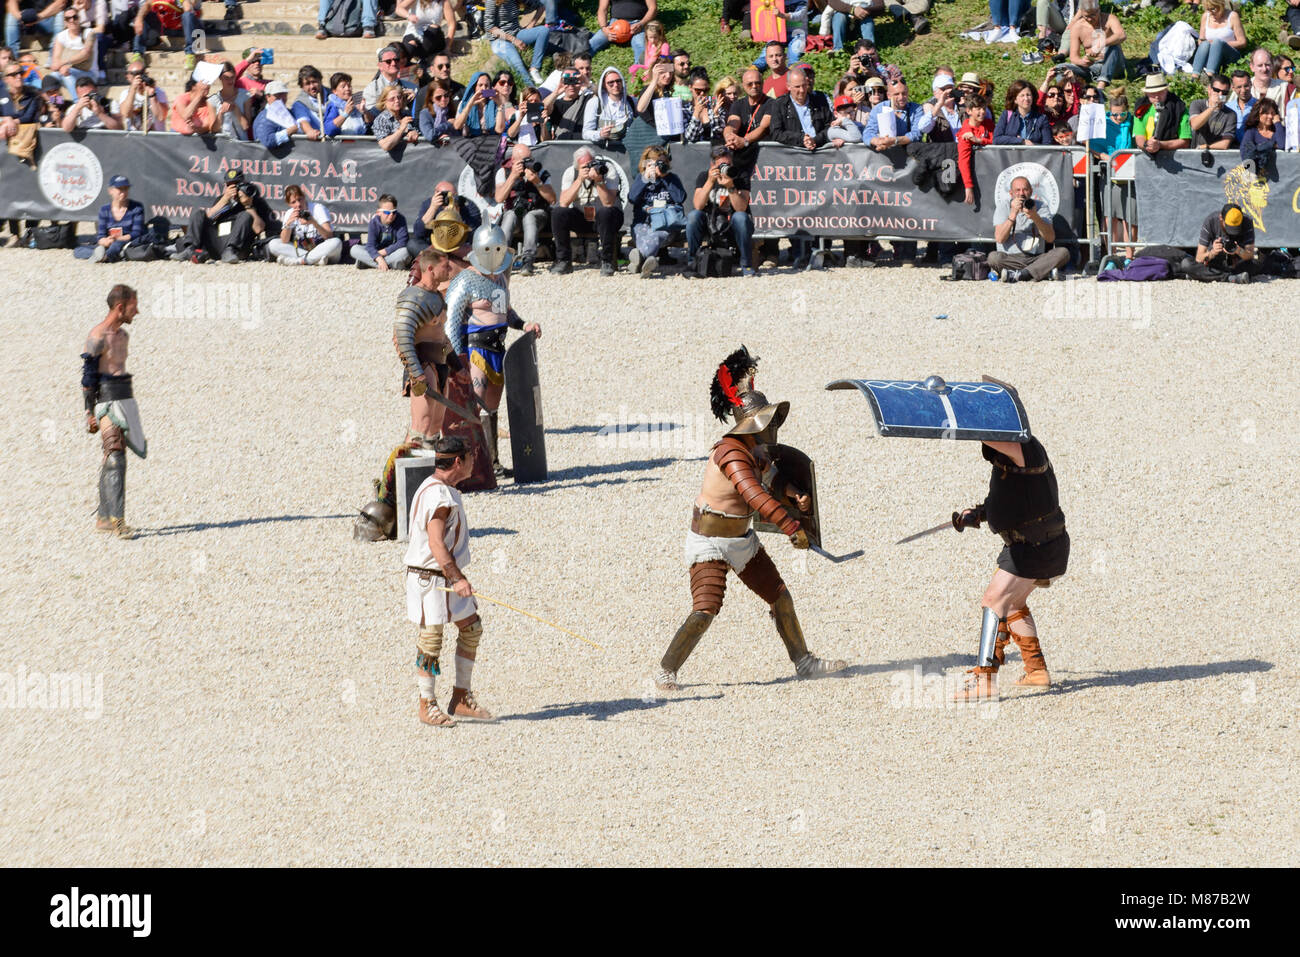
top-left (430, 205), bottom-right (471, 254)
top-left (725, 390), bottom-right (789, 442)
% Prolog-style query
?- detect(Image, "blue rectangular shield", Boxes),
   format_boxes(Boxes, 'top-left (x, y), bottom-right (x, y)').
top-left (825, 375), bottom-right (1031, 442)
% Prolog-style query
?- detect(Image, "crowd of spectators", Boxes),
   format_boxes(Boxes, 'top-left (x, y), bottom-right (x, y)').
top-left (1, 1), bottom-right (1298, 280)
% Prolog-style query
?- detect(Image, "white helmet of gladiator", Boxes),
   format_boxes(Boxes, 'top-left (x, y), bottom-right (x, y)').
top-left (467, 224), bottom-right (514, 276)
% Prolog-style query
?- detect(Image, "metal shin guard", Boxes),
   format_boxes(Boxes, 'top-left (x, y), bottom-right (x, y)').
top-left (770, 590), bottom-right (809, 664)
top-left (98, 450), bottom-right (126, 520)
top-left (660, 610), bottom-right (714, 674)
top-left (977, 606), bottom-right (1004, 669)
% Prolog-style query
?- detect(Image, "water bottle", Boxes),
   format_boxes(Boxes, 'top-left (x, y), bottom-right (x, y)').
top-left (988, 270), bottom-right (999, 282)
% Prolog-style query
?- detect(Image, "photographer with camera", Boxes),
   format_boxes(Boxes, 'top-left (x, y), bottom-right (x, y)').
top-left (494, 142), bottom-right (555, 276)
top-left (988, 175), bottom-right (1068, 283)
top-left (686, 145), bottom-right (755, 277)
top-left (60, 74), bottom-right (121, 130)
top-left (411, 179), bottom-right (481, 258)
top-left (546, 68), bottom-right (594, 139)
top-left (173, 167), bottom-right (270, 264)
top-left (1191, 203), bottom-right (1256, 283)
top-left (550, 145), bottom-right (623, 276)
top-left (628, 144), bottom-right (686, 278)
top-left (267, 183), bottom-right (341, 267)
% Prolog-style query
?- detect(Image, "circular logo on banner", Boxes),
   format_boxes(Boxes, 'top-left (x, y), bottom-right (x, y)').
top-left (992, 161), bottom-right (1060, 223)
top-left (38, 142), bottom-right (104, 211)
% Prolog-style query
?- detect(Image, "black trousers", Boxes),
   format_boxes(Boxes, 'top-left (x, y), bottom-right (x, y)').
top-left (722, 0), bottom-right (750, 22)
top-left (551, 204), bottom-right (624, 263)
top-left (184, 209), bottom-right (257, 257)
top-left (1288, 7), bottom-right (1300, 34)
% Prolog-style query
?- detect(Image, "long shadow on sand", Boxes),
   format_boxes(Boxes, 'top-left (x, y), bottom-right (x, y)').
top-left (714, 653), bottom-right (972, 689)
top-left (1045, 658), bottom-right (1273, 695)
top-left (498, 457), bottom-right (697, 495)
top-left (499, 692), bottom-right (724, 721)
top-left (134, 513), bottom-right (352, 538)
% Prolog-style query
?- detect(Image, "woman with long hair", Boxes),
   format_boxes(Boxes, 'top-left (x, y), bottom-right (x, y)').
top-left (993, 78), bottom-right (1052, 144)
top-left (1190, 0), bottom-right (1246, 77)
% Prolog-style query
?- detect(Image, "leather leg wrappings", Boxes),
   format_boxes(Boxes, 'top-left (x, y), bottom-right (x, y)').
top-left (1007, 608), bottom-right (1047, 673)
top-left (98, 449), bottom-right (126, 520)
top-left (689, 560), bottom-right (728, 614)
top-left (455, 620), bottom-right (483, 657)
top-left (770, 590), bottom-right (809, 664)
top-left (736, 547), bottom-right (785, 606)
top-left (661, 610), bottom-right (714, 674)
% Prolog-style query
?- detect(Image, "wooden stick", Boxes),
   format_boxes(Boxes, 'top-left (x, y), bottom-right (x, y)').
top-left (433, 586), bottom-right (602, 649)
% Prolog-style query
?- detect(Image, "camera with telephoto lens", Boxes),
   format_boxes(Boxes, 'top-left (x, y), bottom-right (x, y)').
top-left (1221, 237), bottom-right (1238, 254)
top-left (521, 158), bottom-right (543, 174)
top-left (238, 182), bottom-right (258, 198)
top-left (139, 74), bottom-right (155, 88)
top-left (588, 159), bottom-right (609, 176)
top-left (718, 163), bottom-right (734, 179)
top-left (1020, 197), bottom-right (1035, 211)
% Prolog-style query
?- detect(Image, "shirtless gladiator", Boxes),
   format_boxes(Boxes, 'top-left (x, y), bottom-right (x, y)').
top-left (81, 284), bottom-right (147, 540)
top-left (655, 348), bottom-right (846, 689)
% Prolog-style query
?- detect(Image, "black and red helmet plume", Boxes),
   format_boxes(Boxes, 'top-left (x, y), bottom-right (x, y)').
top-left (710, 346), bottom-right (760, 422)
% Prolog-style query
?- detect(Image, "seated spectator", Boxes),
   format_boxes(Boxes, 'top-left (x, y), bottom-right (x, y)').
top-left (821, 0), bottom-right (930, 53)
top-left (670, 52), bottom-right (693, 100)
top-left (96, 3), bottom-right (142, 58)
top-left (961, 0), bottom-right (1027, 44)
top-left (2, 52), bottom-right (43, 127)
top-left (60, 74), bottom-right (121, 129)
top-left (1274, 53), bottom-right (1296, 106)
top-left (454, 71), bottom-right (502, 136)
top-left (235, 47), bottom-right (267, 94)
top-left (75, 174), bottom-right (141, 262)
top-left (363, 45), bottom-right (416, 119)
top-left (253, 80), bottom-right (321, 147)
top-left (410, 179), bottom-right (480, 257)
top-left (1285, 0), bottom-right (1300, 51)
top-left (170, 77), bottom-right (215, 134)
top-left (373, 84), bottom-right (420, 151)
top-left (993, 79), bottom-right (1051, 145)
top-left (989, 175), bottom-right (1068, 282)
top-left (548, 67), bottom-right (594, 139)
top-left (628, 19), bottom-right (668, 84)
top-left (495, 142), bottom-right (555, 275)
top-left (323, 72), bottom-right (366, 136)
top-left (133, 0), bottom-right (199, 66)
top-left (1239, 98), bottom-right (1285, 171)
top-left (1191, 0), bottom-right (1246, 77)
top-left (589, 0), bottom-right (657, 64)
top-left (317, 0), bottom-right (377, 40)
top-left (484, 0), bottom-right (549, 86)
top-left (174, 169), bottom-right (270, 263)
top-left (827, 93), bottom-right (863, 144)
top-left (37, 74), bottom-right (66, 124)
top-left (1032, 0), bottom-right (1071, 50)
top-left (1189, 73), bottom-right (1237, 150)
top-left (115, 59), bottom-right (167, 131)
top-left (489, 69), bottom-right (519, 120)
top-left (49, 7), bottom-right (97, 96)
top-left (686, 144), bottom-right (755, 276)
top-left (770, 66), bottom-right (831, 149)
top-left (292, 65), bottom-right (327, 134)
top-left (397, 0), bottom-right (455, 60)
top-left (759, 41), bottom-right (790, 98)
top-left (267, 183), bottom-right (341, 266)
top-left (550, 145), bottom-right (623, 275)
top-left (418, 52), bottom-right (463, 115)
top-left (957, 95), bottom-right (994, 205)
top-left (1192, 202), bottom-right (1255, 282)
top-left (415, 78), bottom-right (454, 141)
top-left (1133, 73), bottom-right (1190, 156)
top-left (7, 0), bottom-right (67, 57)
top-left (208, 61), bottom-right (250, 140)
top-left (585, 65), bottom-right (632, 145)
top-left (510, 85), bottom-right (545, 143)
top-left (354, 193), bottom-right (411, 270)
top-left (865, 77), bottom-right (932, 149)
top-left (627, 144), bottom-right (686, 278)
top-left (1068, 0), bottom-right (1125, 87)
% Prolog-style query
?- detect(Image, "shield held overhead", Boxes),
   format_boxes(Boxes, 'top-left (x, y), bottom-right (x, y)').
top-left (825, 375), bottom-right (1031, 442)
top-left (504, 331), bottom-right (547, 484)
top-left (753, 443), bottom-right (822, 548)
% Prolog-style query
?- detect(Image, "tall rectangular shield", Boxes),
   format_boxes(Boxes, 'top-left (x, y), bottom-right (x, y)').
top-left (752, 444), bottom-right (821, 548)
top-left (504, 331), bottom-right (547, 484)
top-left (395, 453), bottom-right (440, 542)
top-left (825, 375), bottom-right (1031, 442)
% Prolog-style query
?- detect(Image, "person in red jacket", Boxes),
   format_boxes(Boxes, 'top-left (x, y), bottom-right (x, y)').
top-left (957, 95), bottom-right (994, 205)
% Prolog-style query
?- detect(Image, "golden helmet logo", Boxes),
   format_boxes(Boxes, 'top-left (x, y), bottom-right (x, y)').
top-left (1222, 162), bottom-right (1269, 233)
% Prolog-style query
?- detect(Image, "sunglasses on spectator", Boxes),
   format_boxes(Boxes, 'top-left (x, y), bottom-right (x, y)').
top-left (433, 93), bottom-right (449, 100)
top-left (378, 208), bottom-right (396, 215)
top-left (1212, 86), bottom-right (1229, 95)
top-left (380, 57), bottom-right (398, 64)
top-left (1281, 66), bottom-right (1295, 74)
top-left (4, 70), bottom-right (21, 77)
top-left (496, 78), bottom-right (512, 86)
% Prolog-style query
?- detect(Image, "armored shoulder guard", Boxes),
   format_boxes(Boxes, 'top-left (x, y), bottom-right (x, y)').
top-left (393, 286), bottom-right (447, 383)
top-left (715, 438), bottom-right (800, 535)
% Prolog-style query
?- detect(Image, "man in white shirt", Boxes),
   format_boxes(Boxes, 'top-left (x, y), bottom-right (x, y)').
top-left (362, 43), bottom-right (416, 119)
top-left (116, 59), bottom-right (168, 131)
top-left (988, 176), bottom-right (1068, 282)
top-left (404, 435), bottom-right (495, 727)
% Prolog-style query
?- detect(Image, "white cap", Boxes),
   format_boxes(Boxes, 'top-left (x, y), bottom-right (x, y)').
top-left (265, 80), bottom-right (289, 96)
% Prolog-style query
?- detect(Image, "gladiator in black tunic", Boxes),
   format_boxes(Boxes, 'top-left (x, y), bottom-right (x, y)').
top-left (981, 438), bottom-right (1070, 581)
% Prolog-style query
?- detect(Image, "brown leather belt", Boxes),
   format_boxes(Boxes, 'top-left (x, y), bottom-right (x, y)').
top-left (690, 506), bottom-right (752, 538)
top-left (998, 509), bottom-right (1067, 547)
top-left (407, 566), bottom-right (445, 583)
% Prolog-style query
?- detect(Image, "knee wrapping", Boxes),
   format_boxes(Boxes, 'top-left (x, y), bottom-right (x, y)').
top-left (100, 422), bottom-right (125, 456)
top-left (416, 624), bottom-right (444, 659)
top-left (689, 560), bottom-right (728, 615)
top-left (456, 619), bottom-right (483, 655)
top-left (736, 547), bottom-right (785, 606)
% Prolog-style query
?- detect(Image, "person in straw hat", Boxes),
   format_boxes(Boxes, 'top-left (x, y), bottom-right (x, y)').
top-left (655, 346), bottom-right (847, 691)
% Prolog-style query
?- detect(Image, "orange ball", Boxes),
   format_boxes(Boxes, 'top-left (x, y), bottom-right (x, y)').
top-left (608, 19), bottom-right (632, 44)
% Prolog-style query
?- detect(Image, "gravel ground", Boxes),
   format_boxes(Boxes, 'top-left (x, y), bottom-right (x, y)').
top-left (1, 250), bottom-right (1296, 867)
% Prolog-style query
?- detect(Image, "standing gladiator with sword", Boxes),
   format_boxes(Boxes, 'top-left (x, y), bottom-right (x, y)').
top-left (951, 436), bottom-right (1068, 700)
top-left (81, 284), bottom-right (146, 540)
top-left (655, 348), bottom-right (846, 690)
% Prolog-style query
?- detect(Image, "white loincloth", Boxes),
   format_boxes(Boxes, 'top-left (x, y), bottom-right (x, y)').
top-left (95, 397), bottom-right (147, 458)
top-left (406, 570), bottom-right (478, 626)
top-left (684, 529), bottom-right (760, 572)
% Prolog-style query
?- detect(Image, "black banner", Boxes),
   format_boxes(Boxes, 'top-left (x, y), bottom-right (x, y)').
top-left (1133, 149), bottom-right (1300, 249)
top-left (0, 130), bottom-right (1078, 241)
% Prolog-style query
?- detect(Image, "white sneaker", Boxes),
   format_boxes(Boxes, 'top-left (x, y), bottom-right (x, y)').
top-left (982, 26), bottom-right (1004, 43)
top-left (278, 254), bottom-right (302, 265)
top-left (627, 248), bottom-right (642, 273)
top-left (999, 27), bottom-right (1021, 43)
top-left (89, 244), bottom-right (107, 263)
top-left (530, 67), bottom-right (545, 85)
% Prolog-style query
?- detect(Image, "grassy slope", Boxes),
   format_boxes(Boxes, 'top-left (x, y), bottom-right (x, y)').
top-left (545, 0), bottom-right (1293, 104)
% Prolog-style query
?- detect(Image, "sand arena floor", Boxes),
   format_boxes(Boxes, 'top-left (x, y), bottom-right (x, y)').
top-left (1, 250), bottom-right (1295, 866)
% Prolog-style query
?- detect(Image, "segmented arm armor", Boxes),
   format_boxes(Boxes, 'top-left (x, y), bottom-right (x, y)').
top-left (716, 438), bottom-right (800, 535)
